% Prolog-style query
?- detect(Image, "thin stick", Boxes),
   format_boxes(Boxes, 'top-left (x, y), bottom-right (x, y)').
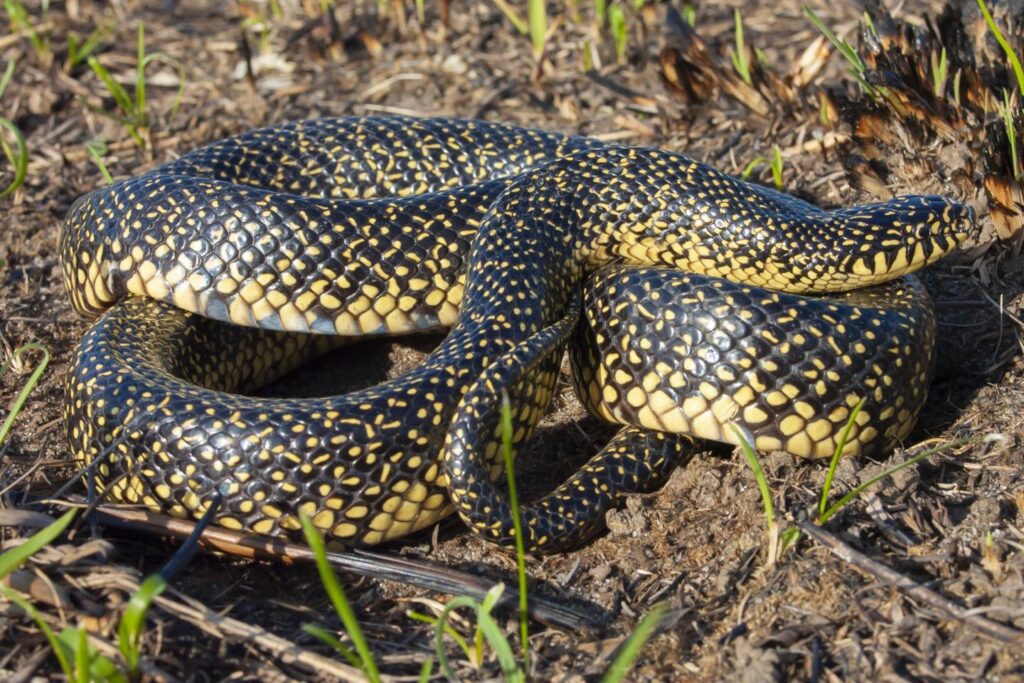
top-left (798, 521), bottom-right (1023, 643)
top-left (89, 505), bottom-right (602, 631)
top-left (980, 289), bottom-right (1024, 329)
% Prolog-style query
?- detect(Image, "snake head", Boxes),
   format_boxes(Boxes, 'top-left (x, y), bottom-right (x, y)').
top-left (775, 195), bottom-right (975, 293)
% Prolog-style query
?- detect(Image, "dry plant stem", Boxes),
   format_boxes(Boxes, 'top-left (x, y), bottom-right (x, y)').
top-left (778, 132), bottom-right (850, 156)
top-left (798, 521), bottom-right (1023, 644)
top-left (7, 646), bottom-right (50, 683)
top-left (89, 505), bottom-right (599, 630)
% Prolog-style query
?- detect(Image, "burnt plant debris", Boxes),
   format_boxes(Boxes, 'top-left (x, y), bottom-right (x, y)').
top-left (819, 1), bottom-right (1024, 249)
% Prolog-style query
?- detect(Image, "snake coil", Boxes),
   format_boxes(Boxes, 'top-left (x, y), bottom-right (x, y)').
top-left (62, 116), bottom-right (974, 550)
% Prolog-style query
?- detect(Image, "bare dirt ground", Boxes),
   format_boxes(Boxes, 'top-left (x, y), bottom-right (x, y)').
top-left (3, 0), bottom-right (1024, 680)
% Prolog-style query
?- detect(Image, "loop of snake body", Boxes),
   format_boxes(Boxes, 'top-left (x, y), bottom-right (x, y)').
top-left (62, 116), bottom-right (975, 551)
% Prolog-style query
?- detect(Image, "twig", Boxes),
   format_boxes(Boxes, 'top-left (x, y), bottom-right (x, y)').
top-left (582, 71), bottom-right (660, 111)
top-left (798, 521), bottom-right (1023, 643)
top-left (90, 505), bottom-right (603, 631)
top-left (980, 289), bottom-right (1024, 329)
top-left (7, 645), bottom-right (50, 683)
top-left (779, 131), bottom-right (851, 157)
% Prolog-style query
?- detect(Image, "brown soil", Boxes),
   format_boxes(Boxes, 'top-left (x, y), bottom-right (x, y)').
top-left (2, 1), bottom-right (1024, 681)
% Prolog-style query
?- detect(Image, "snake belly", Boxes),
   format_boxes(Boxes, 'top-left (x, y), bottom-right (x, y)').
top-left (62, 116), bottom-right (975, 550)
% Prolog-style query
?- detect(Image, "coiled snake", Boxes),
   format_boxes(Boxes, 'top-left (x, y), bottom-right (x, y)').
top-left (62, 116), bottom-right (974, 551)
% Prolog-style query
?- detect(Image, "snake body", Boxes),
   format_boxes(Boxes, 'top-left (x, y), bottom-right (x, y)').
top-left (62, 116), bottom-right (974, 550)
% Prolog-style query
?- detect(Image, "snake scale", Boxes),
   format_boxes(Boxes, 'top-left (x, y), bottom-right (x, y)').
top-left (62, 116), bottom-right (975, 551)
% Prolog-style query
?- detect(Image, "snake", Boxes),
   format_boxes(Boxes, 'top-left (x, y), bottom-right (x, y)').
top-left (61, 116), bottom-right (975, 551)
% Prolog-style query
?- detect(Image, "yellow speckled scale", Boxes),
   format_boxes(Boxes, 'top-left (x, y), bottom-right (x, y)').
top-left (572, 267), bottom-right (935, 460)
top-left (62, 116), bottom-right (975, 551)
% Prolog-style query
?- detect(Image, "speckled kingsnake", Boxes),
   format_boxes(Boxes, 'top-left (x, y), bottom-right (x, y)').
top-left (62, 116), bottom-right (975, 551)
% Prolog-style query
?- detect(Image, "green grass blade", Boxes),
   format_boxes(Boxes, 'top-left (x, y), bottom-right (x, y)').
top-left (67, 25), bottom-right (108, 69)
top-left (1000, 89), bottom-right (1020, 178)
top-left (681, 3), bottom-right (696, 27)
top-left (818, 398), bottom-right (865, 520)
top-left (582, 39), bottom-right (594, 71)
top-left (527, 0), bottom-right (546, 58)
top-left (408, 610), bottom-right (473, 660)
top-left (475, 607), bottom-right (523, 683)
top-left (802, 4), bottom-right (881, 97)
top-left (4, 0), bottom-right (48, 61)
top-left (0, 509), bottom-right (80, 678)
top-left (770, 145), bottom-right (783, 189)
top-left (134, 24), bottom-right (145, 125)
top-left (732, 425), bottom-right (782, 561)
top-left (730, 426), bottom-right (774, 524)
top-left (74, 626), bottom-right (89, 683)
top-left (820, 438), bottom-right (971, 523)
top-left (732, 8), bottom-right (751, 85)
top-left (801, 4), bottom-right (864, 74)
top-left (609, 5), bottom-right (627, 63)
top-left (86, 55), bottom-right (134, 117)
top-left (434, 595), bottom-right (480, 682)
top-left (87, 642), bottom-right (125, 683)
top-left (499, 392), bottom-right (529, 670)
top-left (78, 27), bottom-right (106, 62)
top-left (779, 525), bottom-right (801, 553)
top-left (600, 604), bottom-right (667, 683)
top-left (56, 626), bottom-right (125, 683)
top-left (418, 657), bottom-right (433, 683)
top-left (491, 0), bottom-right (528, 34)
top-left (977, 0), bottom-right (1024, 94)
top-left (479, 581), bottom-right (504, 614)
top-left (169, 60), bottom-right (186, 117)
top-left (0, 115), bottom-right (29, 198)
top-left (116, 574), bottom-right (167, 675)
top-left (1, 585), bottom-right (73, 676)
top-left (862, 10), bottom-right (876, 38)
top-left (142, 54), bottom-right (186, 118)
top-left (3, 1), bottom-right (29, 32)
top-left (933, 47), bottom-right (948, 98)
top-left (473, 615), bottom-right (484, 668)
top-left (67, 32), bottom-right (79, 68)
top-left (0, 509), bottom-right (76, 580)
top-left (55, 628), bottom-right (83, 683)
top-left (300, 513), bottom-right (381, 682)
top-left (0, 59), bottom-right (15, 100)
top-left (303, 624), bottom-right (362, 668)
top-left (0, 343), bottom-right (50, 445)
top-left (86, 140), bottom-right (114, 185)
top-left (0, 60), bottom-right (29, 197)
top-left (740, 157), bottom-right (765, 180)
